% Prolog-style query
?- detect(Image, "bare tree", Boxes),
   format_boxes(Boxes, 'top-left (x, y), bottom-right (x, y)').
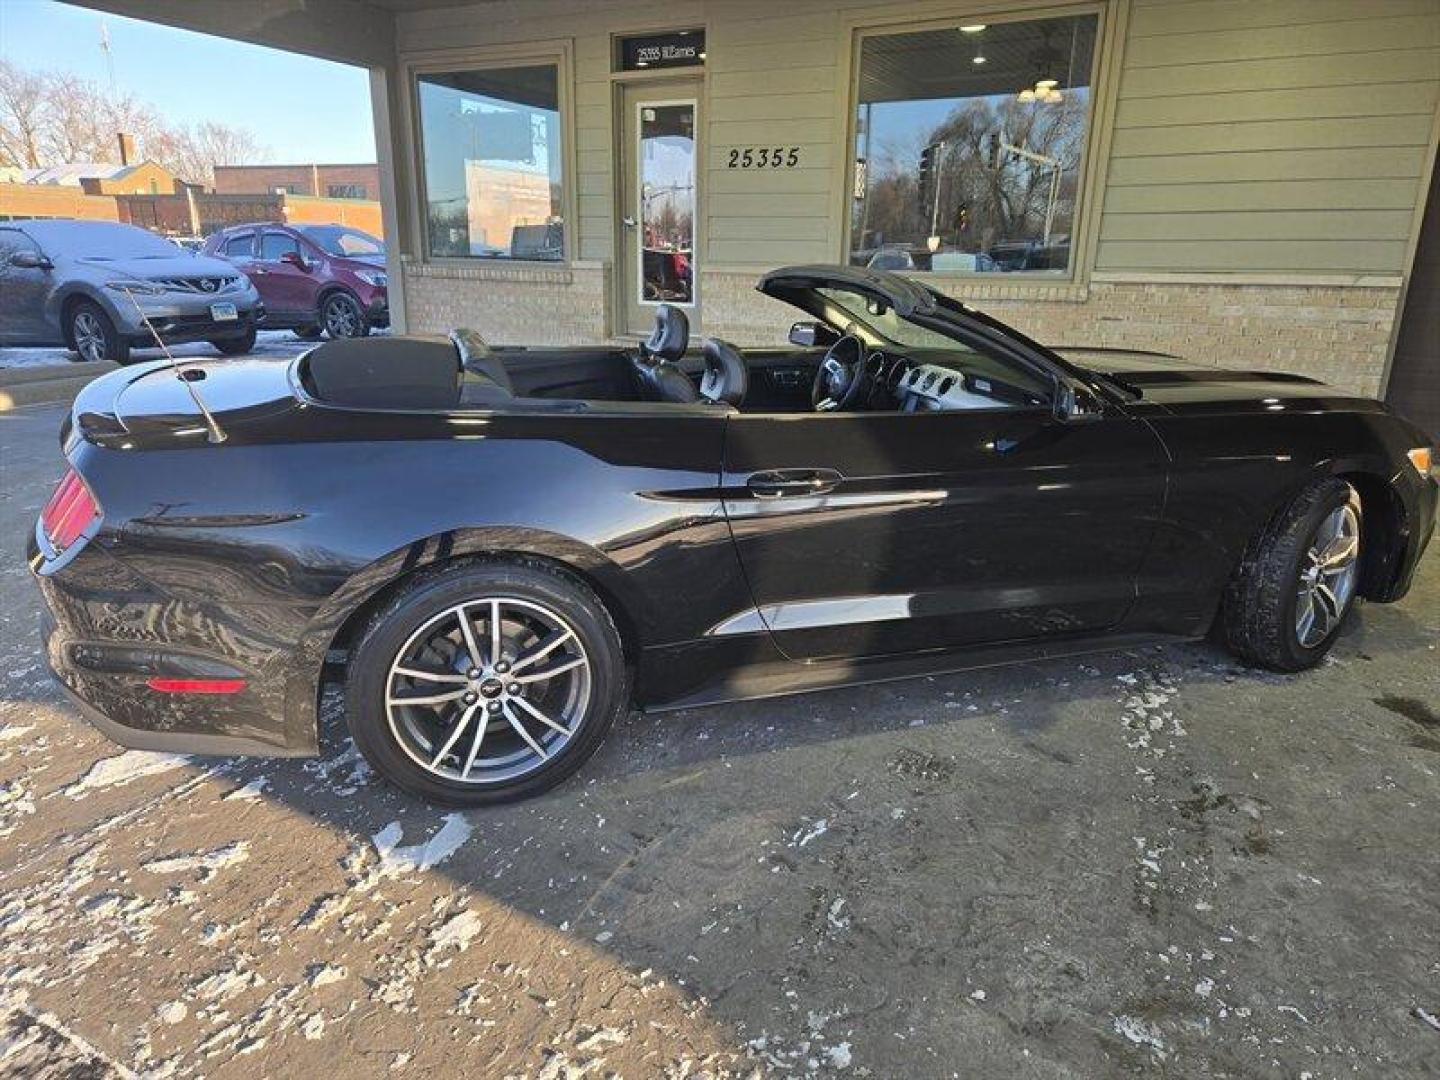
top-left (0, 58), bottom-right (264, 188)
top-left (164, 122), bottom-right (264, 188)
top-left (0, 59), bottom-right (47, 168)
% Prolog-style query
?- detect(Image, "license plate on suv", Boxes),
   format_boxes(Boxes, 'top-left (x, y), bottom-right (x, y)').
top-left (210, 303), bottom-right (238, 322)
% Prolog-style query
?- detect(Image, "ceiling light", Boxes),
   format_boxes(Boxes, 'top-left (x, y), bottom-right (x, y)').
top-left (972, 54), bottom-right (987, 64)
top-left (1036, 78), bottom-right (1059, 90)
top-left (960, 24), bottom-right (987, 33)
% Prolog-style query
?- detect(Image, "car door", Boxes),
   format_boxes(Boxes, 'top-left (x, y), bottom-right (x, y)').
top-left (0, 228), bottom-right (54, 344)
top-left (720, 394), bottom-right (1169, 662)
top-left (217, 230), bottom-right (259, 296)
top-left (255, 230), bottom-right (314, 318)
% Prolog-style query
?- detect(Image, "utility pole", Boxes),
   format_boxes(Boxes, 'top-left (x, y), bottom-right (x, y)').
top-left (99, 19), bottom-right (117, 98)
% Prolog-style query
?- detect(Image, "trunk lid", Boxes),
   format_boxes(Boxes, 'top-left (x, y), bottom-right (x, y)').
top-left (67, 357), bottom-right (299, 449)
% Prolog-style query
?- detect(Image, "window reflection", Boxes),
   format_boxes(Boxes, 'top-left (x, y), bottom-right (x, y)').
top-left (851, 15), bottom-right (1098, 275)
top-left (418, 64), bottom-right (565, 261)
top-left (639, 104), bottom-right (695, 304)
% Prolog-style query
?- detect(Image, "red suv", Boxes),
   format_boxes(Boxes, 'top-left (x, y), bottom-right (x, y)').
top-left (204, 223), bottom-right (388, 339)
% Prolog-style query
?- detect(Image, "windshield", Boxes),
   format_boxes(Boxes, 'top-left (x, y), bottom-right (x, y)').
top-left (817, 287), bottom-right (960, 350)
top-left (298, 225), bottom-right (384, 257)
top-left (24, 221), bottom-right (182, 260)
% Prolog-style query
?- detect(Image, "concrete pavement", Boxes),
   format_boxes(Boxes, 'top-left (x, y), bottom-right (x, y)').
top-left (2, 402), bottom-right (1437, 1078)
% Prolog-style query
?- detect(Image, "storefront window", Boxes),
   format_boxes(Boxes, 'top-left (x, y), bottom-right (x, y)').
top-left (850, 14), bottom-right (1098, 275)
top-left (417, 64), bottom-right (565, 261)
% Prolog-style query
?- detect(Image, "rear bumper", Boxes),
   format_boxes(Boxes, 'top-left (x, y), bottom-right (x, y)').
top-left (30, 527), bottom-right (311, 758)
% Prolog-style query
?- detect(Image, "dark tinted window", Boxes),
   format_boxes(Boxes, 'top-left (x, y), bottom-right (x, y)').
top-left (260, 232), bottom-right (299, 260)
top-left (223, 233), bottom-right (254, 257)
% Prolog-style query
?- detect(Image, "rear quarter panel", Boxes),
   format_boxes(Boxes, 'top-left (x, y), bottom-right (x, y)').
top-left (77, 408), bottom-right (739, 749)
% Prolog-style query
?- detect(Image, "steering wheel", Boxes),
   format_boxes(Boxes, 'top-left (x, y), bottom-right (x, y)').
top-left (811, 334), bottom-right (870, 411)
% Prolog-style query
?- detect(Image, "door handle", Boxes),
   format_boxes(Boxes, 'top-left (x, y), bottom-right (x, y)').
top-left (747, 469), bottom-right (843, 499)
top-left (622, 217), bottom-right (637, 228)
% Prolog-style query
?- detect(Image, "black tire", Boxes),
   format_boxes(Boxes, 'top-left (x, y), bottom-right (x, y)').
top-left (345, 559), bottom-right (628, 805)
top-left (294, 325), bottom-right (323, 341)
top-left (66, 299), bottom-right (130, 365)
top-left (1222, 478), bottom-right (1362, 672)
top-left (210, 325), bottom-right (258, 356)
top-left (321, 291), bottom-right (369, 339)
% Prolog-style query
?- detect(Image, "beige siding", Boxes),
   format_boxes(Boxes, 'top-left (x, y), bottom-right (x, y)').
top-left (1099, 0), bottom-right (1440, 274)
top-left (395, 0), bottom-right (1439, 280)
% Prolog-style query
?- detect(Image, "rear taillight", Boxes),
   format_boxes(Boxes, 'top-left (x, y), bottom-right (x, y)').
top-left (40, 468), bottom-right (99, 554)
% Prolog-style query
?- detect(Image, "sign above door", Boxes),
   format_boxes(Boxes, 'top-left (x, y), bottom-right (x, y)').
top-left (615, 29), bottom-right (705, 72)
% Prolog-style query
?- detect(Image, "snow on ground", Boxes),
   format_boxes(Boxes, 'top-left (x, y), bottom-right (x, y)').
top-left (0, 329), bottom-right (373, 370)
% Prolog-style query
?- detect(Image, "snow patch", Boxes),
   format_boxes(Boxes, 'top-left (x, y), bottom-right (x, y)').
top-left (1112, 1015), bottom-right (1166, 1055)
top-left (142, 841), bottom-right (249, 881)
top-left (365, 813), bottom-right (473, 884)
top-left (62, 751), bottom-right (190, 799)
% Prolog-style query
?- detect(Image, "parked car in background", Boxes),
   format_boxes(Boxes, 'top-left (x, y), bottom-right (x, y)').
top-left (204, 223), bottom-right (388, 340)
top-left (0, 220), bottom-right (262, 364)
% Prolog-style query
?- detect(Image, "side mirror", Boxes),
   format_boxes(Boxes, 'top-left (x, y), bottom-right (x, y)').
top-left (279, 250), bottom-right (308, 270)
top-left (10, 251), bottom-right (52, 271)
top-left (789, 321), bottom-right (836, 349)
top-left (1053, 379), bottom-right (1104, 423)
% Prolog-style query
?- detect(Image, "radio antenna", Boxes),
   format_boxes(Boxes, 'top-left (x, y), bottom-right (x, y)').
top-left (116, 286), bottom-right (228, 444)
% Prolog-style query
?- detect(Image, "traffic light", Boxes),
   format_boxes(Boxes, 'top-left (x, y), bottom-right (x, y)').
top-left (918, 142), bottom-right (938, 210)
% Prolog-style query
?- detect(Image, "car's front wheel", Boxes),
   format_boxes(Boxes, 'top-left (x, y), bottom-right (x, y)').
top-left (66, 300), bottom-right (130, 365)
top-left (210, 326), bottom-right (258, 356)
top-left (321, 291), bottom-right (369, 339)
top-left (345, 560), bottom-right (628, 805)
top-left (1222, 478), bottom-right (1362, 671)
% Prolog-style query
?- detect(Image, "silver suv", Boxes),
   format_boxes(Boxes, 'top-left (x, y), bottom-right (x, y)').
top-left (0, 220), bottom-right (262, 364)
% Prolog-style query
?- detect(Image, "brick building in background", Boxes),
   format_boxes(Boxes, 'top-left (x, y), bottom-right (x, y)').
top-left (213, 163), bottom-right (381, 201)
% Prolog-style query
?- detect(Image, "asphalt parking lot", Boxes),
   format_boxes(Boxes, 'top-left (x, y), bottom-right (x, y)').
top-left (1, 401), bottom-right (1437, 1078)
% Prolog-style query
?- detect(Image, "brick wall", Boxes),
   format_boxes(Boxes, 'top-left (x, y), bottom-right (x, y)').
top-left (705, 271), bottom-right (1402, 397)
top-left (0, 183), bottom-right (118, 221)
top-left (213, 164), bottom-right (381, 200)
top-left (400, 263), bottom-right (1401, 397)
top-left (403, 260), bottom-right (610, 344)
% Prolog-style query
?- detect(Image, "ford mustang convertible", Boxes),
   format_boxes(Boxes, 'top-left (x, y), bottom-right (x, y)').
top-left (29, 265), bottom-right (1437, 804)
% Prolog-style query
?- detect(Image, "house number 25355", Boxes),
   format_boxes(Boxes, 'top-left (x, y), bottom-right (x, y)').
top-left (727, 147), bottom-right (801, 169)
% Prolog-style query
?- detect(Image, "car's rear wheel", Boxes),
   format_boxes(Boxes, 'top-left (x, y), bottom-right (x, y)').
top-left (210, 326), bottom-right (258, 356)
top-left (345, 560), bottom-right (628, 805)
top-left (1222, 478), bottom-right (1362, 671)
top-left (321, 291), bottom-right (369, 339)
top-left (66, 300), bottom-right (129, 365)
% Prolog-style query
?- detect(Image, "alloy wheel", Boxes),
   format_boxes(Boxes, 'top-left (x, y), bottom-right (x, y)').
top-left (72, 310), bottom-right (106, 363)
top-left (384, 597), bottom-right (592, 785)
top-left (324, 295), bottom-right (361, 337)
top-left (1295, 501), bottom-right (1360, 648)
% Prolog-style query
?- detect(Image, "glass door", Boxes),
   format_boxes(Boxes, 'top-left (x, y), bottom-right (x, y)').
top-left (621, 85), bottom-right (698, 336)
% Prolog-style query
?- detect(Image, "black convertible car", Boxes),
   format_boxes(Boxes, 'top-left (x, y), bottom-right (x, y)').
top-left (29, 265), bottom-right (1437, 804)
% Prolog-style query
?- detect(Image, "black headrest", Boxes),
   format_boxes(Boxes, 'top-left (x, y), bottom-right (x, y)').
top-left (644, 304), bottom-right (688, 363)
top-left (450, 327), bottom-right (512, 392)
top-left (304, 335), bottom-right (461, 410)
top-left (701, 338), bottom-right (748, 407)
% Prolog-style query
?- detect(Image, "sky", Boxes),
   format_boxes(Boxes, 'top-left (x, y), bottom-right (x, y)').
top-left (0, 0), bottom-right (376, 163)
